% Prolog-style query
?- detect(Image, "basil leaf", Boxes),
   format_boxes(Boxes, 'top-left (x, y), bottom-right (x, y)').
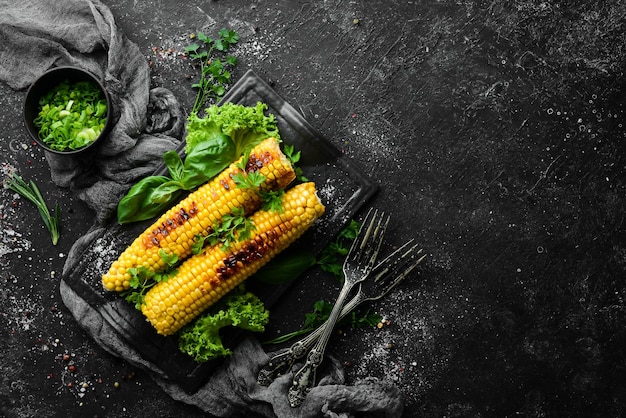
top-left (150, 179), bottom-right (186, 204)
top-left (253, 249), bottom-right (317, 285)
top-left (180, 133), bottom-right (236, 189)
top-left (163, 150), bottom-right (185, 181)
top-left (117, 176), bottom-right (183, 224)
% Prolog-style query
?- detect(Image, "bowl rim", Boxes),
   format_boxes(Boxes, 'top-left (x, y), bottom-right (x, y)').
top-left (23, 65), bottom-right (113, 156)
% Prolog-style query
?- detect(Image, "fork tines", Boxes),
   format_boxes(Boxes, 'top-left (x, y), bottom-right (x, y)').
top-left (370, 239), bottom-right (425, 283)
top-left (351, 208), bottom-right (390, 270)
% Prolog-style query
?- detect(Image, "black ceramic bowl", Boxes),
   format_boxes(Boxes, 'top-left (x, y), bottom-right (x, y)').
top-left (23, 66), bottom-right (112, 156)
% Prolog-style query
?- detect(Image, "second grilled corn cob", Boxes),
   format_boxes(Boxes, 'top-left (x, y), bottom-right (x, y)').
top-left (102, 137), bottom-right (295, 292)
top-left (141, 182), bottom-right (325, 336)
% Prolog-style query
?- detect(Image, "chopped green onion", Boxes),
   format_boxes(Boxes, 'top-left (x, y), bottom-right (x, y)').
top-left (34, 79), bottom-right (108, 151)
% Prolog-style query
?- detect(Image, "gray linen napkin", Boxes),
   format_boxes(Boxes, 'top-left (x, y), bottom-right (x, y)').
top-left (0, 0), bottom-right (184, 224)
top-left (1, 1), bottom-right (404, 416)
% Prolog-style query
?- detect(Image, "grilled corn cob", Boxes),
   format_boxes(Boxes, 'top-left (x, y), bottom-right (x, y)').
top-left (141, 182), bottom-right (325, 336)
top-left (102, 137), bottom-right (295, 292)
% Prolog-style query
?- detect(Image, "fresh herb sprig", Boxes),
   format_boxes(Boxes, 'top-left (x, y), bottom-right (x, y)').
top-left (260, 189), bottom-right (285, 213)
top-left (233, 150), bottom-right (286, 212)
top-left (284, 144), bottom-right (308, 183)
top-left (316, 219), bottom-right (361, 281)
top-left (122, 249), bottom-right (179, 309)
top-left (264, 299), bottom-right (381, 344)
top-left (192, 207), bottom-right (256, 253)
top-left (232, 170), bottom-right (266, 190)
top-left (4, 173), bottom-right (60, 245)
top-left (233, 150), bottom-right (266, 189)
top-left (185, 28), bottom-right (239, 115)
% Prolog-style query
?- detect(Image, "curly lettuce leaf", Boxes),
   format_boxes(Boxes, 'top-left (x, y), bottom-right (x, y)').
top-left (187, 101), bottom-right (280, 157)
top-left (178, 289), bottom-right (270, 362)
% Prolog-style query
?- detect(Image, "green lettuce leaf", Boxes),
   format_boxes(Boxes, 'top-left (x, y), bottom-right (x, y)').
top-left (116, 102), bottom-right (280, 224)
top-left (178, 288), bottom-right (269, 362)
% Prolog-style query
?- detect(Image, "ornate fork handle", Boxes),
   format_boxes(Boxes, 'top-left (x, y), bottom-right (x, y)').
top-left (257, 293), bottom-right (364, 386)
top-left (257, 340), bottom-right (310, 386)
top-left (288, 282), bottom-right (355, 407)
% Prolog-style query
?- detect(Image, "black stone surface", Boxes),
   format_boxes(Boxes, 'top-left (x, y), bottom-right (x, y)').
top-left (1, 1), bottom-right (625, 417)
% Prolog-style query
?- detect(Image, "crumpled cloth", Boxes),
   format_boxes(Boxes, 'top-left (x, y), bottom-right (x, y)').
top-left (58, 216), bottom-right (404, 418)
top-left (0, 0), bottom-right (184, 224)
top-left (1, 1), bottom-right (404, 417)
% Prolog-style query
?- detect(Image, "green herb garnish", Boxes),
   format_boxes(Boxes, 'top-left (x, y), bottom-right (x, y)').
top-left (283, 144), bottom-right (308, 183)
top-left (122, 249), bottom-right (179, 309)
top-left (316, 219), bottom-right (361, 281)
top-left (233, 150), bottom-right (267, 190)
top-left (192, 207), bottom-right (256, 253)
top-left (264, 299), bottom-right (381, 344)
top-left (233, 150), bottom-right (284, 212)
top-left (260, 189), bottom-right (285, 213)
top-left (232, 170), bottom-right (266, 190)
top-left (4, 173), bottom-right (60, 245)
top-left (185, 28), bottom-right (239, 115)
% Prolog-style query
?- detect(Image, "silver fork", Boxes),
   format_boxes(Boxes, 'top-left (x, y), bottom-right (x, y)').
top-left (287, 209), bottom-right (389, 407)
top-left (257, 239), bottom-right (425, 386)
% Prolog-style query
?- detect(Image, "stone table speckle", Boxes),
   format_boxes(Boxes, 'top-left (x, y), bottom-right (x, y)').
top-left (1, 1), bottom-right (625, 417)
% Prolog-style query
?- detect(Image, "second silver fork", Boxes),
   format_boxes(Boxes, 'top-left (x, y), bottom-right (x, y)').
top-left (287, 209), bottom-right (389, 407)
top-left (257, 239), bottom-right (425, 387)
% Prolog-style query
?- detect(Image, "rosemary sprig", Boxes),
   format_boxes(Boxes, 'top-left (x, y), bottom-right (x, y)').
top-left (5, 173), bottom-right (60, 245)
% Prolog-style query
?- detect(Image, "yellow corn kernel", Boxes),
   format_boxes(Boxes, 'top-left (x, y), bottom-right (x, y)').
top-left (102, 138), bottom-right (295, 292)
top-left (141, 182), bottom-right (325, 335)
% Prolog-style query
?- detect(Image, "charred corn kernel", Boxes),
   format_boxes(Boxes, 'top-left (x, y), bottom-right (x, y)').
top-left (141, 182), bottom-right (325, 335)
top-left (102, 138), bottom-right (295, 292)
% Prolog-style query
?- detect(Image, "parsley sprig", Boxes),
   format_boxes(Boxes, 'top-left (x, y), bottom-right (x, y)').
top-left (192, 207), bottom-right (256, 253)
top-left (4, 172), bottom-right (60, 245)
top-left (122, 250), bottom-right (179, 309)
top-left (233, 150), bottom-right (286, 212)
top-left (284, 144), bottom-right (308, 183)
top-left (260, 189), bottom-right (285, 213)
top-left (232, 170), bottom-right (266, 189)
top-left (316, 219), bottom-right (361, 281)
top-left (185, 28), bottom-right (239, 115)
top-left (232, 150), bottom-right (266, 188)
